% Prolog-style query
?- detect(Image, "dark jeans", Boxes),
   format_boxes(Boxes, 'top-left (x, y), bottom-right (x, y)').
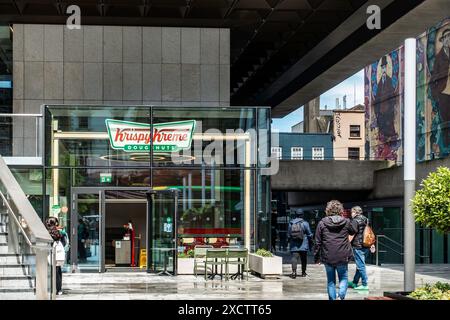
top-left (56, 266), bottom-right (62, 292)
top-left (78, 239), bottom-right (86, 261)
top-left (291, 251), bottom-right (307, 274)
top-left (352, 248), bottom-right (369, 286)
top-left (324, 263), bottom-right (348, 300)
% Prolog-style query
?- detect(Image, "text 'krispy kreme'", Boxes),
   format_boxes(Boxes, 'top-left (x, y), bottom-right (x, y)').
top-left (106, 119), bottom-right (196, 152)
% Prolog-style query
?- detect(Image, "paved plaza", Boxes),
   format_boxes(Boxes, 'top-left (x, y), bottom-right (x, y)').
top-left (54, 264), bottom-right (450, 300)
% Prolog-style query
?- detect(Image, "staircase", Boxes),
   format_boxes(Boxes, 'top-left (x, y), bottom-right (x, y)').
top-left (0, 155), bottom-right (53, 300)
top-left (0, 210), bottom-right (36, 299)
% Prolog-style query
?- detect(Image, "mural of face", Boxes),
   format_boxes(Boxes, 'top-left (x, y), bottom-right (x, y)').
top-left (440, 30), bottom-right (450, 50)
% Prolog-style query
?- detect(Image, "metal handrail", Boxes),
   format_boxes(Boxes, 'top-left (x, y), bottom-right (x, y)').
top-left (0, 155), bottom-right (53, 299)
top-left (0, 191), bottom-right (33, 247)
top-left (375, 234), bottom-right (430, 265)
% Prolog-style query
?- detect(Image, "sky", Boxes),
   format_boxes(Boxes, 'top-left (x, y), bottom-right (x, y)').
top-left (271, 69), bottom-right (365, 132)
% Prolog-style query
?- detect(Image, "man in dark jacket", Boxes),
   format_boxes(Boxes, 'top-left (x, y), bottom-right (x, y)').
top-left (288, 209), bottom-right (313, 278)
top-left (348, 206), bottom-right (370, 291)
top-left (314, 200), bottom-right (357, 300)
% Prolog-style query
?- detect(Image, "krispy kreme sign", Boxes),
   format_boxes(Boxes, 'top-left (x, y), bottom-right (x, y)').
top-left (105, 119), bottom-right (196, 152)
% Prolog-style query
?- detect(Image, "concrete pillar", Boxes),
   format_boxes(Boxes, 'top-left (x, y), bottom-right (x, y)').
top-left (304, 97), bottom-right (320, 133)
top-left (404, 38), bottom-right (416, 292)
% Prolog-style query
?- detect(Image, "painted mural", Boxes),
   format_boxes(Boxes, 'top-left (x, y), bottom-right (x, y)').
top-left (365, 17), bottom-right (450, 162)
top-left (417, 18), bottom-right (450, 160)
top-left (365, 48), bottom-right (403, 161)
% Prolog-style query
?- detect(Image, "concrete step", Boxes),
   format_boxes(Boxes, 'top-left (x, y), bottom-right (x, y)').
top-left (0, 264), bottom-right (32, 276)
top-left (0, 291), bottom-right (36, 300)
top-left (0, 243), bottom-right (9, 254)
top-left (0, 275), bottom-right (35, 289)
top-left (0, 253), bottom-right (35, 265)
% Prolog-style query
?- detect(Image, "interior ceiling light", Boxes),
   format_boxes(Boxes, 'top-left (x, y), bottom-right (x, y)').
top-left (99, 153), bottom-right (195, 162)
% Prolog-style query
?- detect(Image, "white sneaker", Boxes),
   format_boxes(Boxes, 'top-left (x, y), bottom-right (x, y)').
top-left (57, 291), bottom-right (63, 295)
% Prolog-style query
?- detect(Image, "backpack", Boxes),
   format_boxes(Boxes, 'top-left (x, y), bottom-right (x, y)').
top-left (362, 224), bottom-right (376, 248)
top-left (291, 220), bottom-right (305, 240)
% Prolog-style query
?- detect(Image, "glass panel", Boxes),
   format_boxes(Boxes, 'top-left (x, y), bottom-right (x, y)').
top-left (0, 25), bottom-right (12, 156)
top-left (150, 191), bottom-right (177, 275)
top-left (45, 105), bottom-right (151, 167)
top-left (256, 171), bottom-right (270, 250)
top-left (74, 192), bottom-right (101, 271)
top-left (151, 107), bottom-right (257, 168)
top-left (73, 168), bottom-right (151, 187)
top-left (257, 107), bottom-right (271, 168)
top-left (431, 229), bottom-right (445, 263)
top-left (11, 168), bottom-right (44, 219)
top-left (152, 169), bottom-right (247, 251)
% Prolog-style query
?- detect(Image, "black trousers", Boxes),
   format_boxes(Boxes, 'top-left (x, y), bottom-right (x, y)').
top-left (291, 251), bottom-right (307, 274)
top-left (56, 266), bottom-right (62, 292)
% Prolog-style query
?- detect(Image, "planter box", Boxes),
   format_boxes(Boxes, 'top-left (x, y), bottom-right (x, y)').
top-left (383, 291), bottom-right (415, 300)
top-left (177, 258), bottom-right (195, 275)
top-left (248, 253), bottom-right (282, 278)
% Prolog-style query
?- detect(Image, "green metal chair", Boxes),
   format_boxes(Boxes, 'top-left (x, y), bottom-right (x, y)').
top-left (225, 248), bottom-right (248, 281)
top-left (193, 245), bottom-right (213, 277)
top-left (204, 248), bottom-right (227, 280)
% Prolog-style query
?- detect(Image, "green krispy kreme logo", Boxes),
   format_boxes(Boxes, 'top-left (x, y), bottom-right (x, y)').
top-left (105, 119), bottom-right (196, 153)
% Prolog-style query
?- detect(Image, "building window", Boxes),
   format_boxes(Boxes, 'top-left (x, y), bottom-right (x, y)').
top-left (271, 147), bottom-right (282, 160)
top-left (350, 125), bottom-right (361, 138)
top-left (312, 147), bottom-right (324, 160)
top-left (291, 147), bottom-right (303, 160)
top-left (348, 147), bottom-right (360, 160)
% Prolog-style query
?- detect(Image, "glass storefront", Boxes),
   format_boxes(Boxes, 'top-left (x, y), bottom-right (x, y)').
top-left (41, 105), bottom-right (271, 272)
top-left (0, 25), bottom-right (12, 156)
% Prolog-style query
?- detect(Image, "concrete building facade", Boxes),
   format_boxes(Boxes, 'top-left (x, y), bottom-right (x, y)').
top-left (273, 132), bottom-right (333, 161)
top-left (333, 106), bottom-right (365, 160)
top-left (12, 24), bottom-right (230, 156)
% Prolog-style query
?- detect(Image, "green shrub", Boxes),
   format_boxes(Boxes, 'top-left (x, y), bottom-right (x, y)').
top-left (178, 249), bottom-right (194, 258)
top-left (412, 166), bottom-right (450, 234)
top-left (408, 282), bottom-right (450, 300)
top-left (255, 249), bottom-right (273, 257)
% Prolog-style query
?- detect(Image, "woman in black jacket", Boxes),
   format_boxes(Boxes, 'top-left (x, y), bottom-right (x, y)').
top-left (314, 200), bottom-right (357, 300)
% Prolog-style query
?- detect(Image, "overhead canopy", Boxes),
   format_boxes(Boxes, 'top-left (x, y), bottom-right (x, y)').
top-left (1, 0), bottom-right (440, 116)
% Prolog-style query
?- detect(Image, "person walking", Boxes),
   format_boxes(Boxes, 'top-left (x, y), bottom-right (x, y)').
top-left (314, 200), bottom-right (357, 300)
top-left (348, 206), bottom-right (371, 291)
top-left (288, 209), bottom-right (313, 278)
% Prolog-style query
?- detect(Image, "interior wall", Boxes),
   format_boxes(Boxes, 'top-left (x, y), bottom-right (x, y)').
top-left (105, 202), bottom-right (147, 249)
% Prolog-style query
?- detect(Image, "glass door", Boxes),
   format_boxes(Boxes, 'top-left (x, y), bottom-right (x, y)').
top-left (147, 189), bottom-right (178, 275)
top-left (71, 188), bottom-right (102, 272)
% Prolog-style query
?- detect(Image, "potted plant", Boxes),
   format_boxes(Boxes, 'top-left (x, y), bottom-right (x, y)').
top-left (384, 167), bottom-right (450, 299)
top-left (412, 166), bottom-right (450, 234)
top-left (248, 248), bottom-right (282, 279)
top-left (177, 249), bottom-right (195, 274)
top-left (384, 282), bottom-right (450, 300)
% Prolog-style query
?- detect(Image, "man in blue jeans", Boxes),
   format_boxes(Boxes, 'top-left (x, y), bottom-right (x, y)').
top-left (314, 200), bottom-right (357, 300)
top-left (348, 206), bottom-right (370, 290)
top-left (324, 264), bottom-right (349, 301)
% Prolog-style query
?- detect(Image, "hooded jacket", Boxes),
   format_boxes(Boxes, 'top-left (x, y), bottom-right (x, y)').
top-left (314, 215), bottom-right (358, 266)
